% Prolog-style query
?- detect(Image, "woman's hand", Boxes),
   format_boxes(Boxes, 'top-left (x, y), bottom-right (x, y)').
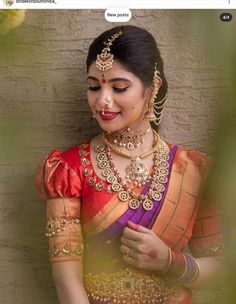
top-left (120, 221), bottom-right (169, 272)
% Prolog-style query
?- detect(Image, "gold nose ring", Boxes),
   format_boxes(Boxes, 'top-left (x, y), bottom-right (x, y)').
top-left (105, 96), bottom-right (113, 109)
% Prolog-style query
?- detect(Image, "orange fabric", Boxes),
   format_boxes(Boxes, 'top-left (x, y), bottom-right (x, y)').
top-left (152, 147), bottom-right (204, 249)
top-left (47, 197), bottom-right (81, 221)
top-left (188, 198), bottom-right (223, 257)
top-left (46, 198), bottom-right (83, 263)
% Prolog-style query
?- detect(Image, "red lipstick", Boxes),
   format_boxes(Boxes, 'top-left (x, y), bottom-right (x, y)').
top-left (98, 111), bottom-right (120, 121)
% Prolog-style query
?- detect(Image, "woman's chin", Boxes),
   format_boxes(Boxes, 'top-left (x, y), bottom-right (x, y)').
top-left (96, 115), bottom-right (145, 133)
top-left (100, 124), bottom-right (123, 133)
top-left (97, 118), bottom-right (123, 133)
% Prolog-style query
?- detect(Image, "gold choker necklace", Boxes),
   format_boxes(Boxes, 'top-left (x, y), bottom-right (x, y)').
top-left (105, 127), bottom-right (151, 151)
top-left (102, 129), bottom-right (159, 160)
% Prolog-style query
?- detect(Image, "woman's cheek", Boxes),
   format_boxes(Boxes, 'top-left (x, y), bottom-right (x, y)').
top-left (87, 95), bottom-right (95, 109)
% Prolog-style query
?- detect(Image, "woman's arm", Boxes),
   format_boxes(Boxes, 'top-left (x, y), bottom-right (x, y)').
top-left (185, 256), bottom-right (223, 289)
top-left (52, 262), bottom-right (90, 304)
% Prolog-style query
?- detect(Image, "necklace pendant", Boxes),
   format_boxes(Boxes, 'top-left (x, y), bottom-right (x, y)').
top-left (106, 174), bottom-right (117, 184)
top-left (157, 175), bottom-right (168, 184)
top-left (129, 199), bottom-right (141, 210)
top-left (151, 191), bottom-right (162, 202)
top-left (98, 160), bottom-right (109, 169)
top-left (102, 168), bottom-right (113, 177)
top-left (127, 142), bottom-right (135, 151)
top-left (118, 191), bottom-right (130, 202)
top-left (125, 157), bottom-right (149, 184)
top-left (153, 183), bottom-right (165, 192)
top-left (142, 198), bottom-right (153, 211)
top-left (96, 152), bottom-right (108, 162)
top-left (95, 145), bottom-right (106, 153)
top-left (111, 183), bottom-right (122, 192)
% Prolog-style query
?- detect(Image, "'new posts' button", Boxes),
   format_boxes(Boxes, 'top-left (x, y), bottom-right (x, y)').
top-left (105, 8), bottom-right (132, 22)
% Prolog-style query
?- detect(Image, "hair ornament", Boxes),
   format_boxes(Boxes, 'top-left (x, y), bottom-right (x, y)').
top-left (144, 63), bottom-right (167, 126)
top-left (95, 30), bottom-right (122, 71)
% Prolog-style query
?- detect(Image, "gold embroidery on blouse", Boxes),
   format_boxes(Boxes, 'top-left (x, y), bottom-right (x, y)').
top-left (79, 149), bottom-right (89, 157)
top-left (49, 242), bottom-right (84, 258)
top-left (83, 168), bottom-right (93, 176)
top-left (81, 157), bottom-right (90, 166)
top-left (46, 217), bottom-right (81, 237)
top-left (94, 181), bottom-right (105, 192)
top-left (88, 177), bottom-right (96, 186)
top-left (82, 143), bottom-right (89, 148)
top-left (79, 144), bottom-right (110, 193)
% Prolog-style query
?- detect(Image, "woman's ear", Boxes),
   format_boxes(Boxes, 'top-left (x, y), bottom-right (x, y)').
top-left (144, 86), bottom-right (152, 102)
top-left (144, 76), bottom-right (162, 102)
top-left (156, 76), bottom-right (162, 88)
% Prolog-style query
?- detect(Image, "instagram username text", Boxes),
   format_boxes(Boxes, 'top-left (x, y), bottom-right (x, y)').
top-left (16, 0), bottom-right (56, 3)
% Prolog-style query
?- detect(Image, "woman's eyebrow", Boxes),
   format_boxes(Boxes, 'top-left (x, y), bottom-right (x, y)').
top-left (87, 76), bottom-right (98, 81)
top-left (87, 76), bottom-right (132, 83)
top-left (109, 78), bottom-right (132, 83)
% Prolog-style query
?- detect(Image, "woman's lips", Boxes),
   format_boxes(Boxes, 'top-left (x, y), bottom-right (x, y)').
top-left (98, 111), bottom-right (120, 121)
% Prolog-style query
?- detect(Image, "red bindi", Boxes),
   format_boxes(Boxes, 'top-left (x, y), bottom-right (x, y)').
top-left (148, 250), bottom-right (158, 260)
top-left (101, 74), bottom-right (106, 83)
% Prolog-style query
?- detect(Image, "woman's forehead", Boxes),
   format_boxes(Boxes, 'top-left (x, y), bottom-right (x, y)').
top-left (88, 60), bottom-right (137, 81)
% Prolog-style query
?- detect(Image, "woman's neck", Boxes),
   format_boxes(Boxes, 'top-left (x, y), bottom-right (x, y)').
top-left (104, 122), bottom-right (155, 156)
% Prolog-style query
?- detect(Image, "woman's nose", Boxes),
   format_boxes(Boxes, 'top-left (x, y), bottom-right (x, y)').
top-left (96, 91), bottom-right (111, 110)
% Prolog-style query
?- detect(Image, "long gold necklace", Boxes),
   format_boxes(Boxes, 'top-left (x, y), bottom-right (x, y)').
top-left (95, 130), bottom-right (170, 211)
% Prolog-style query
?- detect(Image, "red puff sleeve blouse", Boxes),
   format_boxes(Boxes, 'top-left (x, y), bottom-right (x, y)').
top-left (35, 147), bottom-right (84, 263)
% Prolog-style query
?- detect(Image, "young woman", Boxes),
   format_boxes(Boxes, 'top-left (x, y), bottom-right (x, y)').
top-left (35, 25), bottom-right (224, 304)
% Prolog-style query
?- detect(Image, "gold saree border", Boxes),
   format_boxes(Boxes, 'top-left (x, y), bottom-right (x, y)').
top-left (83, 186), bottom-right (143, 236)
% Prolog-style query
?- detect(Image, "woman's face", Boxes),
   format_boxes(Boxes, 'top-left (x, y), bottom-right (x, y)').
top-left (87, 60), bottom-right (150, 132)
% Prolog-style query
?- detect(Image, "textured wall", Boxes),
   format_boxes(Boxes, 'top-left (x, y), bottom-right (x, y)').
top-left (0, 9), bottom-right (231, 304)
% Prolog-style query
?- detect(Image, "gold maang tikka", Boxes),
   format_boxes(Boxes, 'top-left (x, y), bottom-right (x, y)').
top-left (144, 63), bottom-right (167, 126)
top-left (95, 30), bottom-right (122, 71)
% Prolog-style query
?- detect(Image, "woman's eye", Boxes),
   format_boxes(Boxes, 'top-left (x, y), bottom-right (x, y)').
top-left (88, 86), bottom-right (100, 91)
top-left (113, 87), bottom-right (128, 93)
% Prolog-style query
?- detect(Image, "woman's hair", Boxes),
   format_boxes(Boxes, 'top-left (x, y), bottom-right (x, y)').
top-left (86, 25), bottom-right (168, 105)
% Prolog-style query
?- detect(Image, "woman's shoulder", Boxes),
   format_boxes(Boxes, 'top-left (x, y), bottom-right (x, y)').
top-left (167, 140), bottom-right (209, 168)
top-left (60, 140), bottom-right (91, 165)
top-left (35, 139), bottom-right (92, 200)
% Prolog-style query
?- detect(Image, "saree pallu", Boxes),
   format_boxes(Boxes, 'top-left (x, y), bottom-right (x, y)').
top-left (36, 141), bottom-right (224, 304)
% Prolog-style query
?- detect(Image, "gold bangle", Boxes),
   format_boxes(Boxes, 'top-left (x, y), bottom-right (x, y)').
top-left (161, 247), bottom-right (172, 274)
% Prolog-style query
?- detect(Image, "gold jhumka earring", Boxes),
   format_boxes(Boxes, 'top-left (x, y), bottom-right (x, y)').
top-left (95, 30), bottom-right (122, 71)
top-left (144, 63), bottom-right (167, 126)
